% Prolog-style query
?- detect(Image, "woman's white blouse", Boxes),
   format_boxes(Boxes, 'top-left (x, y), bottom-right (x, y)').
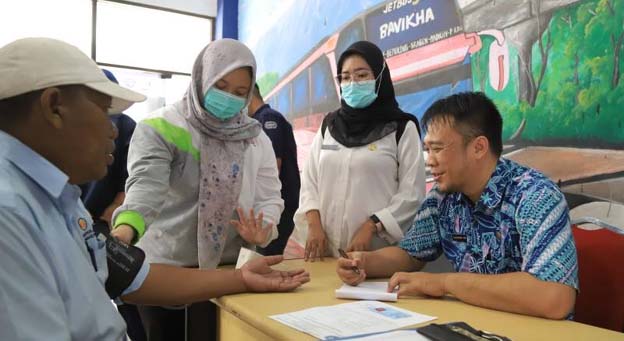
top-left (293, 121), bottom-right (426, 256)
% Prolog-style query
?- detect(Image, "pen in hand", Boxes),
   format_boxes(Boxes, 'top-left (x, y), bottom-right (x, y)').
top-left (338, 248), bottom-right (361, 275)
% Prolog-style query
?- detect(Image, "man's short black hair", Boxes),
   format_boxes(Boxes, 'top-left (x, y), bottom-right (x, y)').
top-left (422, 92), bottom-right (503, 157)
top-left (253, 83), bottom-right (263, 101)
top-left (0, 90), bottom-right (43, 129)
top-left (0, 85), bottom-right (84, 131)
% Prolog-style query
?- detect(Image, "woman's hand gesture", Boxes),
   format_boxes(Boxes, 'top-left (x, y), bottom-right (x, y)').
top-left (230, 208), bottom-right (273, 245)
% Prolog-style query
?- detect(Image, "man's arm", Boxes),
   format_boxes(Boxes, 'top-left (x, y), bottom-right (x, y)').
top-left (364, 246), bottom-right (424, 277)
top-left (337, 246), bottom-right (424, 285)
top-left (121, 256), bottom-right (310, 306)
top-left (389, 183), bottom-right (578, 320)
top-left (389, 271), bottom-right (575, 319)
top-left (121, 264), bottom-right (246, 305)
top-left (445, 271), bottom-right (575, 319)
top-left (338, 189), bottom-right (443, 284)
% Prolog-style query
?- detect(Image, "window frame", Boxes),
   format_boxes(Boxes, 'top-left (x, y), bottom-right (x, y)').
top-left (92, 0), bottom-right (215, 76)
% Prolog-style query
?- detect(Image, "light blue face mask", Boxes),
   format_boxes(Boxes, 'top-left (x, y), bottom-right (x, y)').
top-left (203, 87), bottom-right (246, 120)
top-left (340, 80), bottom-right (378, 108)
top-left (340, 63), bottom-right (385, 108)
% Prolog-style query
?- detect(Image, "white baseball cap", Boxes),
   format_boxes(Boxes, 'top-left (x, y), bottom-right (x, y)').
top-left (0, 37), bottom-right (146, 113)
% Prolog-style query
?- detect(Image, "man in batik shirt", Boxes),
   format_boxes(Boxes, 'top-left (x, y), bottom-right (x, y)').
top-left (337, 92), bottom-right (578, 320)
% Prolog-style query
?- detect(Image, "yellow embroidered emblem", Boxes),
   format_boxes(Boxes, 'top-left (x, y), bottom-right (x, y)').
top-left (78, 218), bottom-right (88, 230)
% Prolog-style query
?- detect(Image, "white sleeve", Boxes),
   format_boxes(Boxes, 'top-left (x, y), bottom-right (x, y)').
top-left (297, 129), bottom-right (323, 215)
top-left (291, 129), bottom-right (323, 245)
top-left (374, 121), bottom-right (426, 243)
top-left (252, 133), bottom-right (284, 247)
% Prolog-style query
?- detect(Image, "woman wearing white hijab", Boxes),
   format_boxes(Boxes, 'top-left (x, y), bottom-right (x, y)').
top-left (111, 39), bottom-right (284, 340)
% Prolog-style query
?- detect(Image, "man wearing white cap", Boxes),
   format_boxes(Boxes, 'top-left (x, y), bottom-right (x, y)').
top-left (0, 37), bottom-right (309, 340)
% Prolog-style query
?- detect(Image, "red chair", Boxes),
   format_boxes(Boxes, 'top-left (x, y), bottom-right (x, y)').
top-left (572, 225), bottom-right (624, 332)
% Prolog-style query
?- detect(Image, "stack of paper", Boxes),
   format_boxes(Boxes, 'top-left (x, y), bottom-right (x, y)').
top-left (335, 282), bottom-right (397, 302)
top-left (270, 300), bottom-right (436, 340)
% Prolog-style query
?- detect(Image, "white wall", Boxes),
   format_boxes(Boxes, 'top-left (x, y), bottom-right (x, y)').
top-left (122, 0), bottom-right (217, 17)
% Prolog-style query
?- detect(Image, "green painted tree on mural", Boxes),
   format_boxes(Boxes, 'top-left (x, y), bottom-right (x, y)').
top-left (471, 0), bottom-right (624, 146)
top-left (586, 0), bottom-right (624, 89)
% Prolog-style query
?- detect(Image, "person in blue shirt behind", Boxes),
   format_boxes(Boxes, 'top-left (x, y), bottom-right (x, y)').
top-left (248, 83), bottom-right (301, 256)
top-left (79, 69), bottom-right (146, 341)
top-left (337, 92), bottom-right (578, 319)
top-left (0, 37), bottom-right (309, 340)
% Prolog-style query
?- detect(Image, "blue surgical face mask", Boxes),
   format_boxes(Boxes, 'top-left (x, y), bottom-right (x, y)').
top-left (203, 87), bottom-right (246, 120)
top-left (340, 80), bottom-right (378, 108)
top-left (340, 63), bottom-right (385, 108)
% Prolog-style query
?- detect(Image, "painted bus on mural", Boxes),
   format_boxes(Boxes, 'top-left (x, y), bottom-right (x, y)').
top-left (255, 0), bottom-right (624, 256)
top-left (263, 0), bottom-right (624, 228)
top-left (262, 0), bottom-right (510, 168)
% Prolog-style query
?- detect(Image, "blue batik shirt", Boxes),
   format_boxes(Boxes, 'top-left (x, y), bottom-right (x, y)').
top-left (399, 158), bottom-right (578, 290)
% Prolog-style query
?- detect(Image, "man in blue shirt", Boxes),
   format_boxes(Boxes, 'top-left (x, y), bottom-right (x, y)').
top-left (0, 37), bottom-right (309, 340)
top-left (337, 92), bottom-right (578, 319)
top-left (248, 83), bottom-right (301, 255)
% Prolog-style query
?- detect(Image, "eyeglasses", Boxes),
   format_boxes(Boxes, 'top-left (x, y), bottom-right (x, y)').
top-left (424, 141), bottom-right (456, 158)
top-left (335, 69), bottom-right (374, 83)
top-left (425, 136), bottom-right (480, 158)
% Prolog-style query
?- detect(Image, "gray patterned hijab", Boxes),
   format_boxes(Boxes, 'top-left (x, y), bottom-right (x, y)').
top-left (182, 38), bottom-right (261, 140)
top-left (180, 39), bottom-right (261, 268)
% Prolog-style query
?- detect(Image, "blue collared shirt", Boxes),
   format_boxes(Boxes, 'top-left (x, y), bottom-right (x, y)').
top-left (400, 158), bottom-right (578, 289)
top-left (0, 131), bottom-right (149, 340)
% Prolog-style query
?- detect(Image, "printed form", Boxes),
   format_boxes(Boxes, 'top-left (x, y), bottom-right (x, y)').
top-left (270, 300), bottom-right (436, 340)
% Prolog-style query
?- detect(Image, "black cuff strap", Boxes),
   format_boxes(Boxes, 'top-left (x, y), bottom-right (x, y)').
top-left (104, 235), bottom-right (145, 299)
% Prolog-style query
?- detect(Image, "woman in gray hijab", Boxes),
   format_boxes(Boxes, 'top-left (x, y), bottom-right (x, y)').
top-left (111, 39), bottom-right (284, 340)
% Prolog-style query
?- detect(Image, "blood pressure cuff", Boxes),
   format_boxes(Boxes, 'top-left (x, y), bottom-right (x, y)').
top-left (417, 322), bottom-right (511, 341)
top-left (104, 235), bottom-right (146, 299)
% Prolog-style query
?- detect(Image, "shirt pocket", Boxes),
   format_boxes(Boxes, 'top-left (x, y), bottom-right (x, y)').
top-left (84, 233), bottom-right (108, 284)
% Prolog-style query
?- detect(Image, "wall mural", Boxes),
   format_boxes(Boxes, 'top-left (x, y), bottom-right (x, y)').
top-left (239, 0), bottom-right (624, 226)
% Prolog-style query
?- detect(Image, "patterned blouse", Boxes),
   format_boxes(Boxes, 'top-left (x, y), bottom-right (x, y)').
top-left (399, 158), bottom-right (578, 289)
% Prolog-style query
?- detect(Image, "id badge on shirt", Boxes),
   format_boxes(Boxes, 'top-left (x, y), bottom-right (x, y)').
top-left (321, 144), bottom-right (339, 150)
top-left (452, 234), bottom-right (467, 242)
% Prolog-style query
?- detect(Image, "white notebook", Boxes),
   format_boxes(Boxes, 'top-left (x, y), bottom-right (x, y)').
top-left (335, 282), bottom-right (398, 302)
